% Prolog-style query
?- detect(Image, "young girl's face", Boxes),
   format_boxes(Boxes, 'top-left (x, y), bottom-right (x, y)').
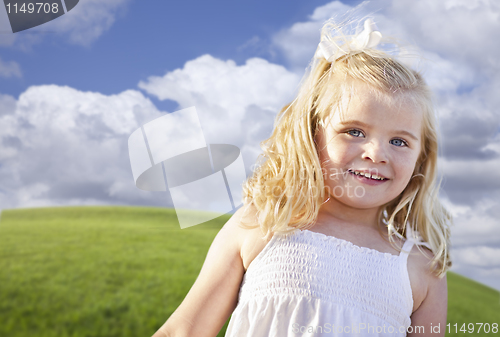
top-left (316, 82), bottom-right (423, 210)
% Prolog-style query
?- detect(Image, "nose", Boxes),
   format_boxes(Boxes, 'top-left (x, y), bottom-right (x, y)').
top-left (362, 140), bottom-right (388, 164)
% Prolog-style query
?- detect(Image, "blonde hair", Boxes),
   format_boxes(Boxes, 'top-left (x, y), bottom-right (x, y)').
top-left (241, 25), bottom-right (452, 277)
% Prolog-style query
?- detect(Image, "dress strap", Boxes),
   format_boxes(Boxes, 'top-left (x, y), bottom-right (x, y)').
top-left (399, 238), bottom-right (415, 263)
top-left (398, 237), bottom-right (416, 316)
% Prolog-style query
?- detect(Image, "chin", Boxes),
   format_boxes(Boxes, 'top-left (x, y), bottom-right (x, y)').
top-left (352, 190), bottom-right (402, 207)
top-left (338, 197), bottom-right (385, 210)
top-left (324, 182), bottom-right (400, 209)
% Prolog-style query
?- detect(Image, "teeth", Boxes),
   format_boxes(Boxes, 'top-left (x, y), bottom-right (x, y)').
top-left (350, 170), bottom-right (386, 180)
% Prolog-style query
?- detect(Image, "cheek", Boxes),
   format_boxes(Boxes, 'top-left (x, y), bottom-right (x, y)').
top-left (317, 126), bottom-right (352, 163)
top-left (324, 139), bottom-right (354, 163)
top-left (320, 143), bottom-right (360, 184)
top-left (395, 153), bottom-right (420, 183)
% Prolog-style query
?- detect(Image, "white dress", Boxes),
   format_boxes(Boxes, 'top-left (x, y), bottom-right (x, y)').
top-left (225, 229), bottom-right (416, 336)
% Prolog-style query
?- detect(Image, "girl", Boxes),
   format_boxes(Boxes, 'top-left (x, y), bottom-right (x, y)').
top-left (153, 17), bottom-right (452, 337)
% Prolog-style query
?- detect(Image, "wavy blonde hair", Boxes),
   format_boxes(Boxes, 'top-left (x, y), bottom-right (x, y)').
top-left (241, 26), bottom-right (452, 277)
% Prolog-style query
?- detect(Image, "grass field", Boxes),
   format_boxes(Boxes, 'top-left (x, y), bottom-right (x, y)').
top-left (0, 206), bottom-right (498, 337)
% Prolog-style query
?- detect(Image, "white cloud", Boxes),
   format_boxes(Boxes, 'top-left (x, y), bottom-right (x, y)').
top-left (451, 245), bottom-right (500, 292)
top-left (138, 54), bottom-right (300, 159)
top-left (444, 196), bottom-right (500, 291)
top-left (0, 84), bottom-right (165, 209)
top-left (47, 0), bottom-right (130, 47)
top-left (453, 246), bottom-right (500, 268)
top-left (0, 93), bottom-right (16, 115)
top-left (139, 54), bottom-right (299, 114)
top-left (440, 157), bottom-right (500, 192)
top-left (309, 1), bottom-right (356, 21)
top-left (0, 57), bottom-right (21, 78)
top-left (448, 197), bottom-right (500, 246)
top-left (386, 0), bottom-right (500, 72)
top-left (419, 51), bottom-right (477, 95)
top-left (450, 264), bottom-right (500, 293)
top-left (271, 1), bottom-right (355, 69)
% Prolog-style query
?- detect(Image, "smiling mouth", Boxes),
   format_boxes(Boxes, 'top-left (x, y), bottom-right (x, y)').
top-left (347, 169), bottom-right (388, 181)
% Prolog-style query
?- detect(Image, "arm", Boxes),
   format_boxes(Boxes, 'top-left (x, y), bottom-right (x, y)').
top-left (407, 270), bottom-right (448, 336)
top-left (152, 207), bottom-right (253, 337)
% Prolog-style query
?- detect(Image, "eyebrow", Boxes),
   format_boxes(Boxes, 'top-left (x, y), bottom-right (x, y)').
top-left (338, 120), bottom-right (419, 141)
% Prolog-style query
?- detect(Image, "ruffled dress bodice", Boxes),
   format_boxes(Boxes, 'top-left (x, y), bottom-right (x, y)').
top-left (225, 229), bottom-right (415, 336)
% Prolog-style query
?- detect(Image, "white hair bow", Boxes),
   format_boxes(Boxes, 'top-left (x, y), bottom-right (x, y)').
top-left (315, 18), bottom-right (383, 62)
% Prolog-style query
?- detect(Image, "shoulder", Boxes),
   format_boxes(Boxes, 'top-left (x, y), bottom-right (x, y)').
top-left (406, 243), bottom-right (448, 336)
top-left (224, 203), bottom-right (272, 271)
top-left (407, 243), bottom-right (447, 313)
top-left (227, 204), bottom-right (271, 271)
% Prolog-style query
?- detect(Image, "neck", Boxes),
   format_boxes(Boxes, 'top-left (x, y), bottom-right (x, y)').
top-left (316, 197), bottom-right (383, 231)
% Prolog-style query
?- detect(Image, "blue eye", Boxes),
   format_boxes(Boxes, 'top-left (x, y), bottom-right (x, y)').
top-left (390, 138), bottom-right (408, 147)
top-left (347, 129), bottom-right (364, 137)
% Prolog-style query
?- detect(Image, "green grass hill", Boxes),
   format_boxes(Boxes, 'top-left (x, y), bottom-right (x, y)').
top-left (0, 206), bottom-right (498, 337)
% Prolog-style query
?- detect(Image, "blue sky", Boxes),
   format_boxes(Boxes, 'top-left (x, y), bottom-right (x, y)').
top-left (1, 0), bottom-right (500, 292)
